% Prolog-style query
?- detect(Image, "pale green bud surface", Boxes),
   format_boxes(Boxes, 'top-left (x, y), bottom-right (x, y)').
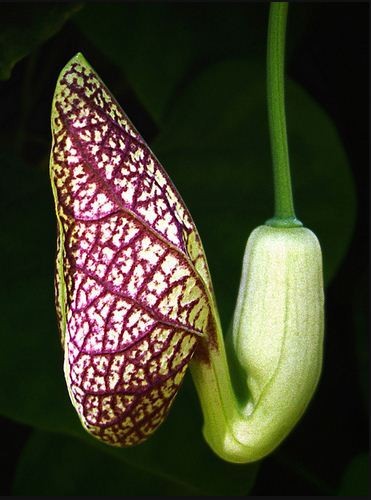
top-left (191, 225), bottom-right (324, 463)
top-left (232, 225), bottom-right (324, 459)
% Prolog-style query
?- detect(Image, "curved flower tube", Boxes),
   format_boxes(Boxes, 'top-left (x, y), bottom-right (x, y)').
top-left (191, 225), bottom-right (324, 463)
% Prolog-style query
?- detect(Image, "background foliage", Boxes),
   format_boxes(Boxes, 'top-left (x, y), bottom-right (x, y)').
top-left (0, 2), bottom-right (368, 496)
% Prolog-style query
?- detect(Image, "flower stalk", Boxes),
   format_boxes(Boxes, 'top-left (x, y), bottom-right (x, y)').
top-left (266, 2), bottom-right (302, 228)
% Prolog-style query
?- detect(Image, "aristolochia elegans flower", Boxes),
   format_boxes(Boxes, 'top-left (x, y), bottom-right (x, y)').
top-left (50, 53), bottom-right (220, 447)
top-left (50, 50), bottom-right (324, 463)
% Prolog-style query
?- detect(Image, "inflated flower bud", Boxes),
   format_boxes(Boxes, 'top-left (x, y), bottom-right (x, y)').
top-left (50, 53), bottom-right (214, 447)
top-left (230, 225), bottom-right (324, 460)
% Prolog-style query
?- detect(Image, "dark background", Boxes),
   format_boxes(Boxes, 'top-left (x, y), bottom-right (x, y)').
top-left (0, 1), bottom-right (368, 496)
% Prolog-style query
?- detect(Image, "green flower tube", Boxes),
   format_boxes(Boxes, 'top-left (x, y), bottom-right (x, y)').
top-left (191, 225), bottom-right (324, 463)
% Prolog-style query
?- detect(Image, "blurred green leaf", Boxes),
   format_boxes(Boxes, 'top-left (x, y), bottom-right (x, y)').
top-left (75, 3), bottom-right (195, 124)
top-left (1, 152), bottom-right (41, 207)
top-left (0, 3), bottom-right (82, 80)
top-left (0, 153), bottom-right (80, 436)
top-left (151, 59), bottom-right (356, 326)
top-left (12, 430), bottom-right (198, 495)
top-left (74, 3), bottom-right (311, 125)
top-left (338, 453), bottom-right (369, 496)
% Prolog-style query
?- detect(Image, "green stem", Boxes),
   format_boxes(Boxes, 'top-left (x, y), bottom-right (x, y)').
top-left (266, 2), bottom-right (302, 228)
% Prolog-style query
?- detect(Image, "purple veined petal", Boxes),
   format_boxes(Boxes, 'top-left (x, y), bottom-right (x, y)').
top-left (50, 53), bottom-right (219, 446)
